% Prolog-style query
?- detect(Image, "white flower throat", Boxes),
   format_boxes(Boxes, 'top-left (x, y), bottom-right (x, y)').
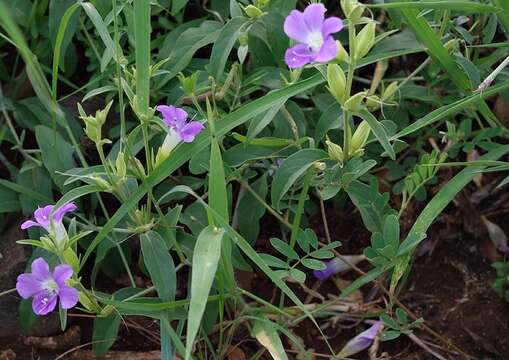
top-left (307, 31), bottom-right (324, 53)
top-left (42, 279), bottom-right (59, 295)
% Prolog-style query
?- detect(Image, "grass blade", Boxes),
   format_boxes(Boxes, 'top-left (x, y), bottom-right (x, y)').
top-left (186, 226), bottom-right (225, 360)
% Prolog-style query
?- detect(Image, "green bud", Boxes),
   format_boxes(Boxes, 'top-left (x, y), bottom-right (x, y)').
top-left (350, 120), bottom-right (371, 153)
top-left (354, 22), bottom-right (376, 60)
top-left (115, 152), bottom-right (126, 179)
top-left (335, 41), bottom-right (350, 63)
top-left (366, 95), bottom-right (381, 111)
top-left (178, 72), bottom-right (199, 96)
top-left (314, 161), bottom-right (326, 171)
top-left (326, 138), bottom-right (344, 164)
top-left (326, 64), bottom-right (347, 104)
top-left (91, 175), bottom-right (111, 191)
top-left (343, 91), bottom-right (367, 112)
top-left (444, 39), bottom-right (458, 52)
top-left (341, 0), bottom-right (365, 21)
top-left (243, 5), bottom-right (265, 19)
top-left (132, 157), bottom-right (146, 178)
top-left (95, 100), bottom-right (113, 127)
top-left (382, 81), bottom-right (398, 101)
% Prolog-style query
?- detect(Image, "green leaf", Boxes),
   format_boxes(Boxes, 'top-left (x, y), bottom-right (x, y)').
top-left (209, 17), bottom-right (248, 81)
top-left (270, 238), bottom-right (299, 260)
top-left (271, 148), bottom-right (328, 210)
top-left (289, 268), bottom-right (306, 283)
top-left (35, 125), bottom-right (76, 190)
top-left (252, 319), bottom-right (289, 360)
top-left (355, 110), bottom-right (395, 160)
top-left (186, 226), bottom-right (225, 360)
top-left (140, 231), bottom-right (176, 301)
top-left (156, 21), bottom-right (222, 87)
top-left (301, 258), bottom-right (326, 271)
top-left (92, 314), bottom-right (121, 356)
top-left (133, 0), bottom-right (151, 113)
top-left (368, 1), bottom-right (501, 13)
top-left (383, 215), bottom-right (400, 251)
top-left (81, 2), bottom-right (117, 71)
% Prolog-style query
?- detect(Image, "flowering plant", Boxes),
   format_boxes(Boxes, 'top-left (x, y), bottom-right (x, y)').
top-left (2, 0), bottom-right (508, 358)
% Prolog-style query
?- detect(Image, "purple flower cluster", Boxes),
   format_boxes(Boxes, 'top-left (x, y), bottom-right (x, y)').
top-left (16, 258), bottom-right (78, 315)
top-left (156, 105), bottom-right (204, 143)
top-left (284, 4), bottom-right (343, 68)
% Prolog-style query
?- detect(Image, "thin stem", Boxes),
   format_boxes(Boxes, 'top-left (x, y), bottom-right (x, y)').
top-left (236, 179), bottom-right (292, 229)
top-left (112, 0), bottom-right (126, 151)
top-left (289, 167), bottom-right (314, 250)
top-left (343, 21), bottom-right (357, 161)
top-left (318, 195), bottom-right (332, 243)
top-left (0, 288), bottom-right (16, 297)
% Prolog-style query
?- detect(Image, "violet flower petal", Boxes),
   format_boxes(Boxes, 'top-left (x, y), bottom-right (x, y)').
top-left (285, 44), bottom-right (315, 69)
top-left (16, 273), bottom-right (42, 299)
top-left (31, 258), bottom-right (52, 281)
top-left (157, 105), bottom-right (188, 126)
top-left (33, 205), bottom-right (53, 230)
top-left (53, 264), bottom-right (73, 284)
top-left (52, 202), bottom-right (77, 223)
top-left (339, 321), bottom-right (382, 358)
top-left (302, 3), bottom-right (325, 32)
top-left (20, 220), bottom-right (40, 230)
top-left (283, 10), bottom-right (309, 43)
top-left (322, 17), bottom-right (343, 38)
top-left (32, 291), bottom-right (58, 316)
top-left (314, 36), bottom-right (338, 62)
top-left (178, 121), bottom-right (204, 143)
top-left (58, 286), bottom-right (79, 309)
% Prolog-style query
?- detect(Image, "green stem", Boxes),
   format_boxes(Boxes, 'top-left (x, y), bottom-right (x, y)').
top-left (289, 167), bottom-right (314, 250)
top-left (343, 21), bottom-right (357, 161)
top-left (112, 0), bottom-right (126, 151)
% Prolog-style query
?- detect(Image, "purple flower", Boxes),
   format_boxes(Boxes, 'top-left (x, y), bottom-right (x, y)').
top-left (338, 321), bottom-right (382, 358)
top-left (156, 105), bottom-right (204, 143)
top-left (16, 258), bottom-right (78, 316)
top-left (284, 4), bottom-right (343, 68)
top-left (21, 202), bottom-right (77, 232)
top-left (313, 256), bottom-right (365, 281)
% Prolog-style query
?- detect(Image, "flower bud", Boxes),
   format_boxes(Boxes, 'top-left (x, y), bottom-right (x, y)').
top-left (366, 95), bottom-right (381, 111)
top-left (314, 161), bottom-right (326, 171)
top-left (91, 175), bottom-right (111, 191)
top-left (444, 39), bottom-right (458, 53)
top-left (132, 157), bottom-right (146, 178)
top-left (115, 152), bottom-right (126, 179)
top-left (243, 5), bottom-right (265, 19)
top-left (343, 91), bottom-right (366, 112)
top-left (326, 138), bottom-right (344, 164)
top-left (341, 0), bottom-right (365, 21)
top-left (382, 81), bottom-right (398, 101)
top-left (178, 72), bottom-right (199, 96)
top-left (95, 100), bottom-right (113, 127)
top-left (327, 64), bottom-right (347, 104)
top-left (350, 121), bottom-right (371, 154)
top-left (354, 22), bottom-right (376, 60)
top-left (335, 41), bottom-right (350, 63)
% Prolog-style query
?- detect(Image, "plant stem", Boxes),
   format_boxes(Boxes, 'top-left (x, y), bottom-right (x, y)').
top-left (343, 21), bottom-right (357, 161)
